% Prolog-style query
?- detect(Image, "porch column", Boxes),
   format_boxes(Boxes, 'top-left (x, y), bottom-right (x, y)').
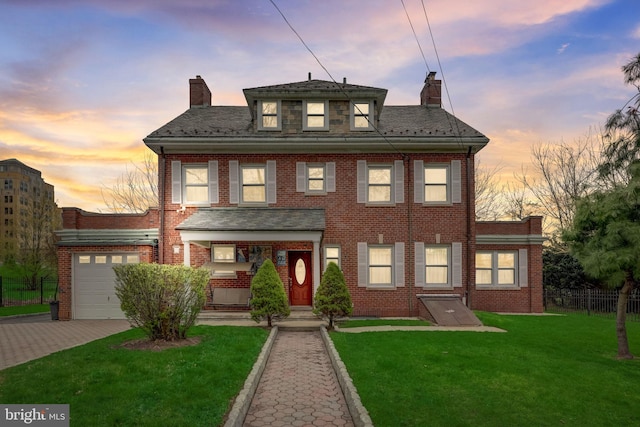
top-left (183, 240), bottom-right (190, 266)
top-left (313, 239), bottom-right (321, 296)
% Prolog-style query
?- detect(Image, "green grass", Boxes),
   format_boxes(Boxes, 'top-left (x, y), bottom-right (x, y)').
top-left (0, 325), bottom-right (268, 426)
top-left (331, 312), bottom-right (640, 427)
top-left (338, 318), bottom-right (431, 328)
top-left (0, 304), bottom-right (49, 316)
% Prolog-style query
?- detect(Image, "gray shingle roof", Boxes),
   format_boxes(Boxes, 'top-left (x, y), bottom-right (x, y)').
top-left (146, 105), bottom-right (484, 139)
top-left (176, 208), bottom-right (325, 231)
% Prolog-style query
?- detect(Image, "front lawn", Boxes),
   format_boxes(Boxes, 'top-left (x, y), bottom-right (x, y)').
top-left (0, 326), bottom-right (268, 426)
top-left (338, 318), bottom-right (430, 328)
top-left (331, 312), bottom-right (640, 427)
top-left (0, 304), bottom-right (49, 317)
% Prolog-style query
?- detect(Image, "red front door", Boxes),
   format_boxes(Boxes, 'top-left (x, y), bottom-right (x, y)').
top-left (289, 251), bottom-right (312, 306)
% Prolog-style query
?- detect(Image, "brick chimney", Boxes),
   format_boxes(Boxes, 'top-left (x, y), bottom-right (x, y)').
top-left (420, 71), bottom-right (441, 108)
top-left (189, 75), bottom-right (211, 107)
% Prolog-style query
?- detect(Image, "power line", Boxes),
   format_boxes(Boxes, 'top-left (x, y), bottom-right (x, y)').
top-left (268, 0), bottom-right (404, 155)
top-left (401, 0), bottom-right (431, 72)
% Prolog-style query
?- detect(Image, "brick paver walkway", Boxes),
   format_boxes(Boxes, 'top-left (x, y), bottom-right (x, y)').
top-left (244, 330), bottom-right (354, 427)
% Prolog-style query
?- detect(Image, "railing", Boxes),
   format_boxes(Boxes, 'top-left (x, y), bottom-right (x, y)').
top-left (0, 276), bottom-right (58, 307)
top-left (544, 288), bottom-right (640, 322)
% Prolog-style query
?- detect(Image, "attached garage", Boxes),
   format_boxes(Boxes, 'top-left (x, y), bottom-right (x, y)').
top-left (73, 253), bottom-right (140, 319)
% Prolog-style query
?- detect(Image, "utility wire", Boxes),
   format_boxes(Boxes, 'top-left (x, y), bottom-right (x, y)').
top-left (268, 0), bottom-right (404, 155)
top-left (401, 0), bottom-right (431, 72)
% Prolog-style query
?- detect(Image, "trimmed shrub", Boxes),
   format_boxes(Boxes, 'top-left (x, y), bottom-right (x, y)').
top-left (113, 263), bottom-right (209, 341)
top-left (249, 259), bottom-right (290, 327)
top-left (313, 262), bottom-right (352, 329)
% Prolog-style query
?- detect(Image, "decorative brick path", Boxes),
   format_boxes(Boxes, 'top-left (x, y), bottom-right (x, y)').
top-left (243, 330), bottom-right (354, 427)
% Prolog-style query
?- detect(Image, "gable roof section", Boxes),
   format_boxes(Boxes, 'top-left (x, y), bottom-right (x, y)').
top-left (176, 207), bottom-right (326, 232)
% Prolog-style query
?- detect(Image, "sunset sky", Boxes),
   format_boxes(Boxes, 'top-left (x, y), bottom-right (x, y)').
top-left (1, 0), bottom-right (638, 211)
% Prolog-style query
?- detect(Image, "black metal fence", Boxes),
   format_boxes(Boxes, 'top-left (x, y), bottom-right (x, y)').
top-left (544, 288), bottom-right (640, 322)
top-left (0, 276), bottom-right (58, 307)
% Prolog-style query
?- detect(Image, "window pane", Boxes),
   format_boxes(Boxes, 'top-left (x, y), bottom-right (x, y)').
top-left (370, 266), bottom-right (392, 284)
top-left (243, 186), bottom-right (266, 202)
top-left (368, 186), bottom-right (391, 202)
top-left (214, 246), bottom-right (234, 261)
top-left (425, 185), bottom-right (448, 202)
top-left (111, 255), bottom-right (123, 264)
top-left (354, 116), bottom-right (369, 128)
top-left (369, 168), bottom-right (390, 184)
top-left (354, 103), bottom-right (369, 115)
top-left (326, 247), bottom-right (339, 258)
top-left (185, 167), bottom-right (207, 184)
top-left (127, 255), bottom-right (139, 263)
top-left (476, 270), bottom-right (492, 284)
top-left (262, 101), bottom-right (277, 114)
top-left (307, 116), bottom-right (324, 128)
top-left (425, 168), bottom-right (447, 184)
top-left (426, 247), bottom-right (448, 265)
top-left (308, 179), bottom-right (324, 191)
top-left (95, 255), bottom-right (107, 264)
top-left (243, 168), bottom-right (265, 185)
top-left (498, 253), bottom-right (515, 268)
top-left (262, 116), bottom-right (277, 128)
top-left (476, 253), bottom-right (493, 268)
top-left (307, 102), bottom-right (324, 114)
top-left (426, 266), bottom-right (448, 284)
top-left (185, 186), bottom-right (208, 202)
top-left (79, 255), bottom-right (90, 264)
top-left (369, 247), bottom-right (391, 264)
top-left (498, 270), bottom-right (515, 285)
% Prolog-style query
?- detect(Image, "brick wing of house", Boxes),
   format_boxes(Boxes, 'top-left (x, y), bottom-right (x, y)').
top-left (55, 73), bottom-right (544, 320)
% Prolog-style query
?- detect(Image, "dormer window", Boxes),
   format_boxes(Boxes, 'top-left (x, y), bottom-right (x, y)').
top-left (303, 101), bottom-right (329, 131)
top-left (258, 100), bottom-right (281, 130)
top-left (351, 101), bottom-right (374, 131)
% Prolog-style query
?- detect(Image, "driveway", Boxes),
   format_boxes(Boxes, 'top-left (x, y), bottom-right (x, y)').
top-left (0, 314), bottom-right (131, 370)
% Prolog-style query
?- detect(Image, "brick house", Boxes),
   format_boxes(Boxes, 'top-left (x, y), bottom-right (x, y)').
top-left (55, 73), bottom-right (544, 320)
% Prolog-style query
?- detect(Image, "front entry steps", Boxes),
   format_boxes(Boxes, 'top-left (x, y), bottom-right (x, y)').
top-left (417, 295), bottom-right (482, 326)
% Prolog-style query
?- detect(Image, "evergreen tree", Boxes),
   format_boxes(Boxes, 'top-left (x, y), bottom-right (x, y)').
top-left (249, 259), bottom-right (290, 327)
top-left (313, 262), bottom-right (352, 330)
top-left (563, 163), bottom-right (640, 359)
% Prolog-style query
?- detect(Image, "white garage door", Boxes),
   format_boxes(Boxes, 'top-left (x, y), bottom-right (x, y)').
top-left (74, 253), bottom-right (139, 319)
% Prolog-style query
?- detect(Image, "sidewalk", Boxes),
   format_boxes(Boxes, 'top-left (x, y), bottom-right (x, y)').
top-left (243, 330), bottom-right (354, 427)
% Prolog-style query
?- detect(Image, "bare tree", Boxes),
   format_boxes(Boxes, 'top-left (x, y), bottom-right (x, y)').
top-left (501, 180), bottom-right (539, 221)
top-left (475, 159), bottom-right (504, 221)
top-left (17, 191), bottom-right (60, 288)
top-left (102, 153), bottom-right (158, 213)
top-left (516, 131), bottom-right (603, 245)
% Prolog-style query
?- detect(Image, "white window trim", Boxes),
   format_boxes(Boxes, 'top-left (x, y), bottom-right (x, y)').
top-left (415, 242), bottom-right (462, 288)
top-left (230, 161), bottom-right (276, 206)
top-left (297, 162), bottom-right (336, 194)
top-left (303, 100), bottom-right (329, 131)
top-left (171, 160), bottom-right (218, 206)
top-left (475, 249), bottom-right (527, 289)
top-left (211, 244), bottom-right (237, 278)
top-left (323, 245), bottom-right (341, 270)
top-left (258, 100), bottom-right (282, 131)
top-left (414, 160), bottom-right (461, 205)
top-left (357, 160), bottom-right (404, 205)
top-left (425, 245), bottom-right (450, 287)
top-left (358, 242), bottom-right (404, 289)
top-left (350, 100), bottom-right (374, 131)
top-left (240, 164), bottom-right (267, 205)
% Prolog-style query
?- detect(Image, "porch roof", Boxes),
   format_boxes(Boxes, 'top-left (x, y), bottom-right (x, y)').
top-left (176, 207), bottom-right (326, 232)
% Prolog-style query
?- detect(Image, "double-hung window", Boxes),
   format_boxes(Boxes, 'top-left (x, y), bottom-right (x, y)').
top-left (476, 251), bottom-right (518, 286)
top-left (171, 160), bottom-right (218, 206)
top-left (351, 101), bottom-right (374, 130)
top-left (296, 162), bottom-right (335, 195)
top-left (183, 165), bottom-right (208, 205)
top-left (324, 246), bottom-right (341, 270)
top-left (212, 245), bottom-right (236, 278)
top-left (424, 166), bottom-right (449, 203)
top-left (241, 165), bottom-right (266, 203)
top-left (258, 100), bottom-right (281, 130)
top-left (425, 246), bottom-right (450, 286)
top-left (358, 242), bottom-right (405, 289)
top-left (414, 160), bottom-right (461, 204)
top-left (357, 160), bottom-right (404, 205)
top-left (303, 101), bottom-right (328, 130)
